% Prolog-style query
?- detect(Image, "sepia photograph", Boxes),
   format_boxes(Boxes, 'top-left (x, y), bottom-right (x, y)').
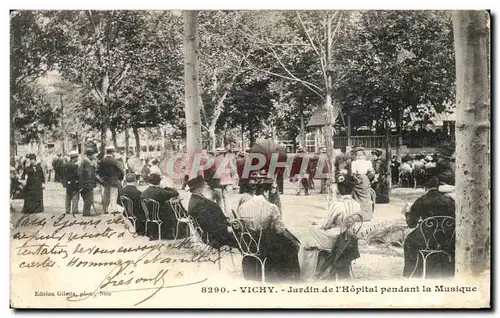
top-left (8, 8), bottom-right (491, 309)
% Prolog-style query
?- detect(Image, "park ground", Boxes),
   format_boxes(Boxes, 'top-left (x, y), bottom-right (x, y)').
top-left (10, 179), bottom-right (426, 281)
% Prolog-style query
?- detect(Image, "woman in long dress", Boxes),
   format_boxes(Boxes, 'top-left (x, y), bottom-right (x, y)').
top-left (236, 172), bottom-right (301, 282)
top-left (299, 175), bottom-right (362, 280)
top-left (349, 150), bottom-right (375, 221)
top-left (21, 154), bottom-right (45, 213)
top-left (371, 149), bottom-right (390, 203)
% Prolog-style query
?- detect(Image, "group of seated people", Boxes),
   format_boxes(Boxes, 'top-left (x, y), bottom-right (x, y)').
top-left (395, 153), bottom-right (443, 188)
top-left (116, 149), bottom-right (456, 282)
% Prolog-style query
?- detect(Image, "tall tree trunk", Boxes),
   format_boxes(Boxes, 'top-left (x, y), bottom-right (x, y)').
top-left (452, 11), bottom-right (490, 277)
top-left (300, 110), bottom-right (306, 148)
top-left (385, 119), bottom-right (392, 189)
top-left (248, 120), bottom-right (256, 146)
top-left (125, 129), bottom-right (130, 161)
top-left (183, 10), bottom-right (203, 178)
top-left (100, 123), bottom-right (108, 155)
top-left (133, 127), bottom-right (141, 157)
top-left (300, 97), bottom-right (306, 148)
top-left (111, 127), bottom-right (118, 150)
top-left (324, 15), bottom-right (338, 202)
top-left (347, 114), bottom-right (352, 148)
top-left (241, 123), bottom-right (245, 150)
top-left (396, 108), bottom-right (403, 160)
top-left (208, 127), bottom-right (216, 152)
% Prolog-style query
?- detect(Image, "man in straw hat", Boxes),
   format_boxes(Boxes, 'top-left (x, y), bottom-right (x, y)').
top-left (98, 146), bottom-right (124, 214)
top-left (62, 150), bottom-right (80, 215)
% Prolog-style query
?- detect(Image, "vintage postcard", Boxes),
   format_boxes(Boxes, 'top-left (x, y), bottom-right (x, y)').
top-left (9, 9), bottom-right (490, 308)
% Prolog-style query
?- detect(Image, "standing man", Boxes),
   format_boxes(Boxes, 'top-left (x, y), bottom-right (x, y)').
top-left (98, 146), bottom-right (124, 214)
top-left (390, 155), bottom-right (401, 185)
top-left (292, 146), bottom-right (309, 196)
top-left (78, 149), bottom-right (97, 217)
top-left (45, 151), bottom-right (55, 182)
top-left (62, 150), bottom-right (80, 215)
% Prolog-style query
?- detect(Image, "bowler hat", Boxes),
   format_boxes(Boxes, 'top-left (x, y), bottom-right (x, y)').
top-left (187, 175), bottom-right (205, 191)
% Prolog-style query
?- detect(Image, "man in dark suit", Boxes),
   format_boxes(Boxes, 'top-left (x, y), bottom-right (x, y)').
top-left (62, 150), bottom-right (80, 215)
top-left (98, 147), bottom-right (125, 214)
top-left (187, 175), bottom-right (237, 249)
top-left (118, 173), bottom-right (146, 235)
top-left (140, 173), bottom-right (188, 240)
top-left (403, 176), bottom-right (455, 278)
top-left (78, 149), bottom-right (97, 217)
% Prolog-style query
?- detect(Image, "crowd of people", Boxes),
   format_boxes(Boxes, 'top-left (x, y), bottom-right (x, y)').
top-left (10, 138), bottom-right (457, 281)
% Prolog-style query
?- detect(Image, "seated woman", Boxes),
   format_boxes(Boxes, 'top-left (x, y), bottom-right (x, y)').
top-left (349, 150), bottom-right (375, 221)
top-left (236, 172), bottom-right (301, 282)
top-left (402, 176), bottom-right (455, 278)
top-left (299, 175), bottom-right (362, 280)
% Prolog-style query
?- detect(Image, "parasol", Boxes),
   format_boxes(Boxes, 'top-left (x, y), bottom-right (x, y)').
top-left (244, 138), bottom-right (287, 178)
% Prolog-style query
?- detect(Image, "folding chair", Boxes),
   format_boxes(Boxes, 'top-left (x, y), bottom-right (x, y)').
top-left (230, 218), bottom-right (266, 282)
top-left (141, 198), bottom-right (163, 240)
top-left (169, 197), bottom-right (198, 242)
top-left (409, 216), bottom-right (455, 279)
top-left (120, 196), bottom-right (137, 233)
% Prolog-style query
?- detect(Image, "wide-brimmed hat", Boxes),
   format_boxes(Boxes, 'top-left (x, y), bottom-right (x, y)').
top-left (27, 153), bottom-right (37, 160)
top-left (297, 146), bottom-right (306, 153)
top-left (320, 147), bottom-right (327, 153)
top-left (187, 175), bottom-right (205, 191)
top-left (215, 147), bottom-right (227, 153)
top-left (69, 150), bottom-right (79, 158)
top-left (148, 173), bottom-right (162, 185)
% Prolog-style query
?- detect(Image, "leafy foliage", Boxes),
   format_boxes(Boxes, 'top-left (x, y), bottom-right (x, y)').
top-left (335, 11), bottom-right (455, 129)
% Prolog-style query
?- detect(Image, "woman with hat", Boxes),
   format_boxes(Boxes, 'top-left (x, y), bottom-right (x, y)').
top-left (371, 149), bottom-right (390, 203)
top-left (236, 170), bottom-right (301, 282)
top-left (20, 154), bottom-right (45, 213)
top-left (299, 174), bottom-right (362, 280)
top-left (350, 150), bottom-right (376, 221)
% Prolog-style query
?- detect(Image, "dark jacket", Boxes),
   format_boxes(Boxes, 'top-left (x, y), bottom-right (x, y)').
top-left (21, 164), bottom-right (45, 191)
top-left (62, 161), bottom-right (79, 193)
top-left (98, 155), bottom-right (125, 187)
top-left (140, 185), bottom-right (179, 222)
top-left (406, 189), bottom-right (455, 228)
top-left (188, 193), bottom-right (237, 249)
top-left (118, 185), bottom-right (145, 221)
top-left (78, 157), bottom-right (97, 192)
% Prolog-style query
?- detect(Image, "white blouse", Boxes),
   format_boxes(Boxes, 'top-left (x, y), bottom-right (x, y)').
top-left (351, 159), bottom-right (374, 175)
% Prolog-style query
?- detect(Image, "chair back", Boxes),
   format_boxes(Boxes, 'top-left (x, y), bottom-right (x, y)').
top-left (141, 198), bottom-right (161, 222)
top-left (169, 197), bottom-right (188, 221)
top-left (230, 218), bottom-right (263, 256)
top-left (418, 216), bottom-right (455, 251)
top-left (120, 196), bottom-right (135, 219)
